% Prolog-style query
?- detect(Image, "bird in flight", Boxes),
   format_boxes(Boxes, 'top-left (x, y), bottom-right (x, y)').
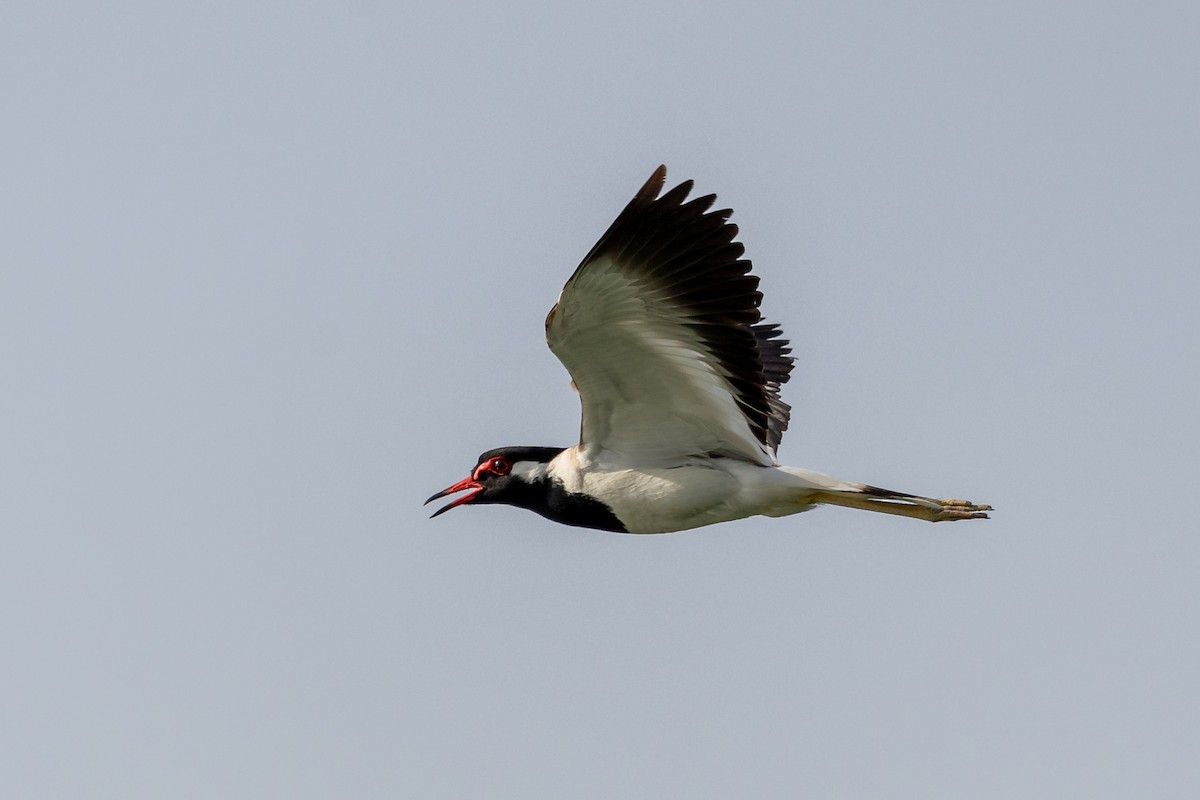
top-left (426, 166), bottom-right (991, 533)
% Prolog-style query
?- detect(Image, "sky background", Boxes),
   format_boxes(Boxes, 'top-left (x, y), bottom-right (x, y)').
top-left (3, 1), bottom-right (1198, 797)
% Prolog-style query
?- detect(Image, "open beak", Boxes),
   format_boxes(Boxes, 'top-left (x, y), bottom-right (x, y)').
top-left (424, 477), bottom-right (483, 518)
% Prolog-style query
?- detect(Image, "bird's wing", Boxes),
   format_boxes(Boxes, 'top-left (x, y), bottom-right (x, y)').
top-left (545, 165), bottom-right (794, 466)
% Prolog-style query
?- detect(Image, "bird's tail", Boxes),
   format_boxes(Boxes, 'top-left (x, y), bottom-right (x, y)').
top-left (810, 483), bottom-right (992, 522)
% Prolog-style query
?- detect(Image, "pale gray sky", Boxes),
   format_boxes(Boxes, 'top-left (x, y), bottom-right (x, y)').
top-left (3, 2), bottom-right (1198, 797)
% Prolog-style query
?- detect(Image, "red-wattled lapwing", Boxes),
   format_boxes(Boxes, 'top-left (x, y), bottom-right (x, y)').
top-left (426, 166), bottom-right (992, 533)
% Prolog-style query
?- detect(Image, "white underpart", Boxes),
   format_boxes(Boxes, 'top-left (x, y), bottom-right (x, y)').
top-left (548, 447), bottom-right (860, 534)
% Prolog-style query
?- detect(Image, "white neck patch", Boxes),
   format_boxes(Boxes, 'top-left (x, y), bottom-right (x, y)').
top-left (511, 460), bottom-right (550, 483)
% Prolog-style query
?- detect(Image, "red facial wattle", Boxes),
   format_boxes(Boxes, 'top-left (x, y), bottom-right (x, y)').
top-left (426, 456), bottom-right (513, 519)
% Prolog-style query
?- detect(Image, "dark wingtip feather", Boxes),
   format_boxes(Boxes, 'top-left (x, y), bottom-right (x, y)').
top-left (636, 165), bottom-right (668, 201)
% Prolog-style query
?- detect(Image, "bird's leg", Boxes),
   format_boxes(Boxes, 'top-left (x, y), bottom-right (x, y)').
top-left (812, 489), bottom-right (992, 522)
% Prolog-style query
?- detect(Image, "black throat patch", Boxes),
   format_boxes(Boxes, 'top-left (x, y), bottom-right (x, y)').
top-left (538, 479), bottom-right (627, 533)
top-left (502, 473), bottom-right (627, 533)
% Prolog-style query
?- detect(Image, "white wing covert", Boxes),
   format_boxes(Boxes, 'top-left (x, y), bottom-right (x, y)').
top-left (545, 166), bottom-right (794, 466)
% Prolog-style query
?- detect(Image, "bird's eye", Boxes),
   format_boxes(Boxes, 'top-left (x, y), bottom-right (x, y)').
top-left (490, 457), bottom-right (511, 475)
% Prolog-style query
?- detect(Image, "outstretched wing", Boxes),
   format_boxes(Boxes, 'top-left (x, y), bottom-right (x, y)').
top-left (545, 165), bottom-right (793, 466)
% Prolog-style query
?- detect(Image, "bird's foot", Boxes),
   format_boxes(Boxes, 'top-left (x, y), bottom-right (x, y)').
top-left (932, 498), bottom-right (992, 521)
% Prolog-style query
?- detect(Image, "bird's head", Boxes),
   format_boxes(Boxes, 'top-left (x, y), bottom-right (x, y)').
top-left (424, 446), bottom-right (563, 518)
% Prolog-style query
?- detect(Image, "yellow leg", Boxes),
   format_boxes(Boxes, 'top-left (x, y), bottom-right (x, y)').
top-left (811, 490), bottom-right (992, 522)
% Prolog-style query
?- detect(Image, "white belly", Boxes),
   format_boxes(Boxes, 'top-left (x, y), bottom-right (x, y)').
top-left (586, 465), bottom-right (744, 533)
top-left (547, 448), bottom-right (857, 534)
